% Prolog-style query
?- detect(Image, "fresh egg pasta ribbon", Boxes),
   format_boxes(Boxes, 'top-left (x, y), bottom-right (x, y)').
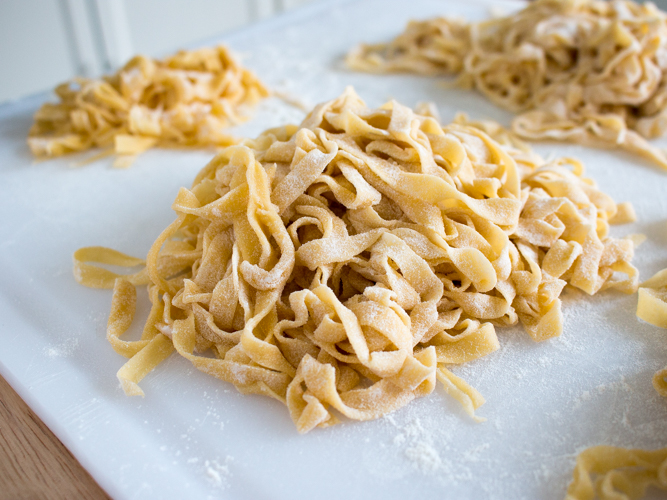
top-left (74, 87), bottom-right (638, 432)
top-left (565, 446), bottom-right (667, 500)
top-left (347, 0), bottom-right (667, 169)
top-left (636, 267), bottom-right (667, 396)
top-left (29, 45), bottom-right (269, 166)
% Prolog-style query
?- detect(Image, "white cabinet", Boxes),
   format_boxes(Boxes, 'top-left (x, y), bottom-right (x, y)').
top-left (123, 0), bottom-right (252, 58)
top-left (0, 1), bottom-right (77, 102)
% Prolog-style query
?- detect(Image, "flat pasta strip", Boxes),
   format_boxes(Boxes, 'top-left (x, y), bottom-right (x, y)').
top-left (75, 88), bottom-right (638, 433)
top-left (565, 446), bottom-right (667, 500)
top-left (636, 268), bottom-right (667, 396)
top-left (116, 334), bottom-right (174, 397)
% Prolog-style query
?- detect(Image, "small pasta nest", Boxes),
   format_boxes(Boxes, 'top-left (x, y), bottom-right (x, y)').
top-left (29, 45), bottom-right (268, 165)
top-left (76, 88), bottom-right (638, 433)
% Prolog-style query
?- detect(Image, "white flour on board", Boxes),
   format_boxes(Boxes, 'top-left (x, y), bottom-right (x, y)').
top-left (387, 416), bottom-right (444, 474)
top-left (43, 337), bottom-right (79, 358)
top-left (205, 456), bottom-right (234, 489)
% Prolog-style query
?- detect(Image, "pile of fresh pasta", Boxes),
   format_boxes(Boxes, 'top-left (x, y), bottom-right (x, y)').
top-left (75, 88), bottom-right (640, 435)
top-left (347, 0), bottom-right (667, 169)
top-left (29, 45), bottom-right (268, 166)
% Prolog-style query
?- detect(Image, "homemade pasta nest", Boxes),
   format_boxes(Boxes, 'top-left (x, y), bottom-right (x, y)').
top-left (347, 0), bottom-right (667, 169)
top-left (75, 88), bottom-right (639, 433)
top-left (29, 45), bottom-right (268, 165)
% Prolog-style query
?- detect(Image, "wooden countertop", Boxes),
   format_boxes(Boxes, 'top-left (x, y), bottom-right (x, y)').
top-left (0, 375), bottom-right (109, 499)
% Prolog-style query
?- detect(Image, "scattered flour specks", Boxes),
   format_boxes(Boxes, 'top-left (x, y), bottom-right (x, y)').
top-left (572, 377), bottom-right (631, 409)
top-left (463, 443), bottom-right (490, 463)
top-left (44, 337), bottom-right (79, 358)
top-left (405, 441), bottom-right (443, 474)
top-left (387, 416), bottom-right (446, 475)
top-left (205, 456), bottom-right (234, 489)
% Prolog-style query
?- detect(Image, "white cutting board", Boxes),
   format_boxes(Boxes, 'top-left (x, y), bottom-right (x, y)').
top-left (1, 0), bottom-right (666, 498)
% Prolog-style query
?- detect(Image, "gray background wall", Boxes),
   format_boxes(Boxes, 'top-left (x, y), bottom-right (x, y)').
top-left (0, 0), bottom-right (315, 103)
top-left (1, 0), bottom-right (667, 104)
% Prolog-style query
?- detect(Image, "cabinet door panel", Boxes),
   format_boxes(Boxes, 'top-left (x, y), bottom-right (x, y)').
top-left (124, 0), bottom-right (252, 57)
top-left (0, 1), bottom-right (76, 101)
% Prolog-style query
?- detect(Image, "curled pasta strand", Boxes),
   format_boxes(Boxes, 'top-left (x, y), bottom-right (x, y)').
top-left (565, 446), bottom-right (667, 500)
top-left (636, 268), bottom-right (667, 397)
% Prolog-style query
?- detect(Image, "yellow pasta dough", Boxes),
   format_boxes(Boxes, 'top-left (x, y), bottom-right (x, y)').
top-left (74, 88), bottom-right (638, 432)
top-left (347, 0), bottom-right (667, 169)
top-left (636, 268), bottom-right (667, 396)
top-left (29, 45), bottom-right (269, 166)
top-left (565, 446), bottom-right (667, 500)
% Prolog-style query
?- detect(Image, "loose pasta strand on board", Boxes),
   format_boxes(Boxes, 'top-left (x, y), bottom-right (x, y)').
top-left (636, 268), bottom-right (667, 396)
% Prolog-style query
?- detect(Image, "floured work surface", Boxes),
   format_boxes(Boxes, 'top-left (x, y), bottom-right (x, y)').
top-left (0, 0), bottom-right (666, 498)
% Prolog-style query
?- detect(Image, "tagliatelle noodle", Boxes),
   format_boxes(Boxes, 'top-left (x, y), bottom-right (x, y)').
top-left (74, 88), bottom-right (638, 432)
top-left (565, 446), bottom-right (667, 500)
top-left (636, 267), bottom-right (667, 396)
top-left (29, 45), bottom-right (268, 166)
top-left (347, 0), bottom-right (667, 169)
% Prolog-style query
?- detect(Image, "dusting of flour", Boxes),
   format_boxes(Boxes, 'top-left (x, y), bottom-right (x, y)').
top-left (204, 456), bottom-right (233, 489)
top-left (386, 415), bottom-right (447, 474)
top-left (43, 337), bottom-right (79, 358)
